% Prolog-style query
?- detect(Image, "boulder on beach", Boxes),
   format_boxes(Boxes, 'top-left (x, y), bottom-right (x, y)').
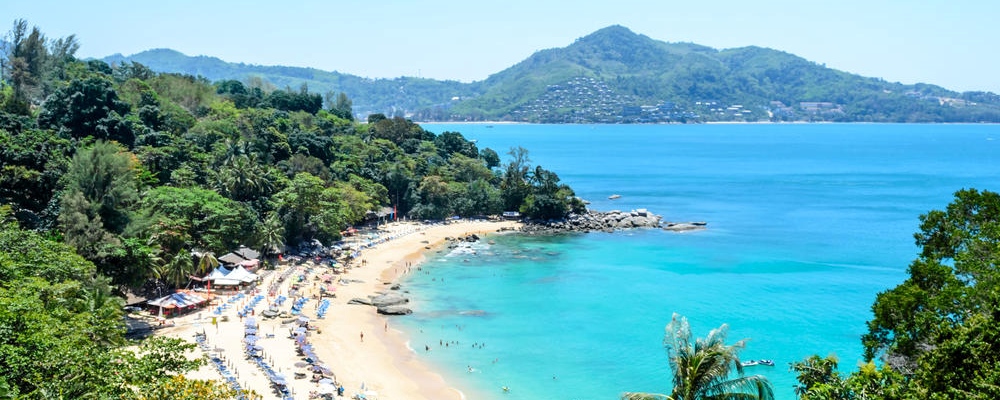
top-left (370, 292), bottom-right (409, 307)
top-left (348, 298), bottom-right (373, 305)
top-left (377, 305), bottom-right (412, 315)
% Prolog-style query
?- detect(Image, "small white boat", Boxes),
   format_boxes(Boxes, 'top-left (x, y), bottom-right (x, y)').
top-left (741, 359), bottom-right (775, 367)
top-left (608, 194), bottom-right (621, 200)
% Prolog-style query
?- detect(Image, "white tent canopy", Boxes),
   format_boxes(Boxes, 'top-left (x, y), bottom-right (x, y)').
top-left (203, 265), bottom-right (259, 286)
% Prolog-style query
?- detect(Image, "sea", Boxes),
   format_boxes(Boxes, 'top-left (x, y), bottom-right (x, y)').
top-left (395, 123), bottom-right (999, 400)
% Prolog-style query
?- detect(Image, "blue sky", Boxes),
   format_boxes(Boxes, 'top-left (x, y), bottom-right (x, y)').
top-left (8, 0), bottom-right (999, 93)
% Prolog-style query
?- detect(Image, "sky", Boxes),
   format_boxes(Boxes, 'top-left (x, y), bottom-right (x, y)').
top-left (7, 0), bottom-right (1000, 93)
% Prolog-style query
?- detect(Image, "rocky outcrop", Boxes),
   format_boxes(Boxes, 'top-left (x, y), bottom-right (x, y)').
top-left (521, 209), bottom-right (663, 234)
top-left (370, 292), bottom-right (409, 307)
top-left (351, 292), bottom-right (413, 315)
top-left (348, 298), bottom-right (372, 305)
top-left (377, 305), bottom-right (412, 315)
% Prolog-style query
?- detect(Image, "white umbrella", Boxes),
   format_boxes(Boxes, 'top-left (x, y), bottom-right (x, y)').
top-left (318, 383), bottom-right (335, 394)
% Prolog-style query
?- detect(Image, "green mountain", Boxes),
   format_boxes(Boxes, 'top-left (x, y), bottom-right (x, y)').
top-left (103, 26), bottom-right (1000, 123)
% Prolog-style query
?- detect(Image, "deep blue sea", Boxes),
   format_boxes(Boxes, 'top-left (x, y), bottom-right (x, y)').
top-left (399, 123), bottom-right (999, 400)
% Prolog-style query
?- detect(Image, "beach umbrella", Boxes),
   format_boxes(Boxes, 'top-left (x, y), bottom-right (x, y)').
top-left (294, 361), bottom-right (309, 368)
top-left (294, 326), bottom-right (307, 334)
top-left (297, 315), bottom-right (310, 323)
top-left (318, 378), bottom-right (334, 385)
top-left (244, 317), bottom-right (257, 327)
top-left (318, 383), bottom-right (335, 394)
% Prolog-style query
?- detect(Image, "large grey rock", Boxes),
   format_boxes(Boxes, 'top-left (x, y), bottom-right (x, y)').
top-left (377, 305), bottom-right (412, 315)
top-left (370, 292), bottom-right (409, 307)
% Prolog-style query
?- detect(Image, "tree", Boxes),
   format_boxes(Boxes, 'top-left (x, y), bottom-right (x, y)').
top-left (136, 374), bottom-right (261, 400)
top-left (59, 141), bottom-right (139, 267)
top-left (0, 212), bottom-right (206, 397)
top-left (129, 186), bottom-right (259, 257)
top-left (622, 313), bottom-right (774, 400)
top-left (480, 147), bottom-right (501, 169)
top-left (256, 212), bottom-right (285, 260)
top-left (153, 249), bottom-right (194, 288)
top-left (271, 172), bottom-right (351, 245)
top-left (500, 146), bottom-right (532, 212)
top-left (195, 251), bottom-right (219, 276)
top-left (0, 128), bottom-right (72, 228)
top-left (795, 189), bottom-right (1000, 399)
top-left (37, 77), bottom-right (135, 147)
top-left (324, 91), bottom-right (354, 121)
top-left (864, 189), bottom-right (1000, 365)
top-left (434, 131), bottom-right (478, 159)
top-left (790, 355), bottom-right (846, 399)
top-left (215, 152), bottom-right (274, 202)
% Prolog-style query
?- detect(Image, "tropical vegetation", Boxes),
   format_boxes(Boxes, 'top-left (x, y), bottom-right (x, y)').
top-left (0, 19), bottom-right (580, 398)
top-left (622, 313), bottom-right (774, 400)
top-left (791, 189), bottom-right (1000, 399)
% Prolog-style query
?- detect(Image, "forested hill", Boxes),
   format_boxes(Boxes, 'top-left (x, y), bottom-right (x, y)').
top-left (103, 25), bottom-right (1000, 123)
top-left (102, 48), bottom-right (477, 118)
top-left (446, 25), bottom-right (1000, 123)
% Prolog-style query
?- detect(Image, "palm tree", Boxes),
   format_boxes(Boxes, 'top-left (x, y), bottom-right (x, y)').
top-left (256, 212), bottom-right (285, 261)
top-left (216, 153), bottom-right (273, 202)
top-left (195, 251), bottom-right (219, 276)
top-left (152, 249), bottom-right (194, 289)
top-left (622, 313), bottom-right (774, 400)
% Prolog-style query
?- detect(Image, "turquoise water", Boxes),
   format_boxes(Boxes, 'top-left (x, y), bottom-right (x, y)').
top-left (399, 123), bottom-right (999, 399)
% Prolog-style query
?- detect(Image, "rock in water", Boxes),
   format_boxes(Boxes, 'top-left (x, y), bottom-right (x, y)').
top-left (377, 305), bottom-right (412, 315)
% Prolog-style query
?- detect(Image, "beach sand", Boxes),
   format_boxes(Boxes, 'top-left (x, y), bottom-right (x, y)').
top-left (157, 219), bottom-right (521, 399)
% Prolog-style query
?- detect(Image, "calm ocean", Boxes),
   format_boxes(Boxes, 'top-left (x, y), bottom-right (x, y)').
top-left (397, 123), bottom-right (999, 400)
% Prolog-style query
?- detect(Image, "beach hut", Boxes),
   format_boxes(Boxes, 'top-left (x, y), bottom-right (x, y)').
top-left (147, 291), bottom-right (208, 317)
top-left (218, 245), bottom-right (261, 269)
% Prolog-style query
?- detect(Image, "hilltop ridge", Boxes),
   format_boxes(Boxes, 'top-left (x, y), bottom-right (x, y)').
top-left (103, 25), bottom-right (1000, 123)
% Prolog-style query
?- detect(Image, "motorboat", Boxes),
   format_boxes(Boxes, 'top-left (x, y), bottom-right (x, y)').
top-left (741, 359), bottom-right (775, 367)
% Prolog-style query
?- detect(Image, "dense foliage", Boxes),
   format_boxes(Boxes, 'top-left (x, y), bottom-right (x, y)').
top-left (105, 26), bottom-right (1000, 123)
top-left (0, 206), bottom-right (247, 399)
top-left (1, 19), bottom-right (578, 291)
top-left (792, 189), bottom-right (1000, 399)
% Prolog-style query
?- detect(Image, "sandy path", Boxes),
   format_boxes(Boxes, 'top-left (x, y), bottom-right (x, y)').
top-left (159, 219), bottom-right (520, 399)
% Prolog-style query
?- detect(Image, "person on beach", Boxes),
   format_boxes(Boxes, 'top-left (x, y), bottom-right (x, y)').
top-left (360, 331), bottom-right (364, 342)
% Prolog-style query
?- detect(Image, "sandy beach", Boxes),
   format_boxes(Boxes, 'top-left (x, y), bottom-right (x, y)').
top-left (156, 219), bottom-right (521, 400)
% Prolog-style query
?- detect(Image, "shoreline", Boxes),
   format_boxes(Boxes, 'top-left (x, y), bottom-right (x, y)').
top-left (157, 219), bottom-right (521, 399)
